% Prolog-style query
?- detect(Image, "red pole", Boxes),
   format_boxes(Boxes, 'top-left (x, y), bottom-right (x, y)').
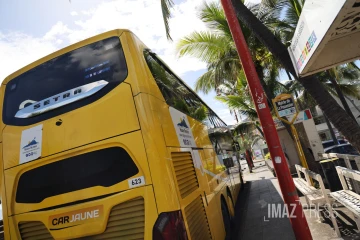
top-left (220, 1), bottom-right (312, 239)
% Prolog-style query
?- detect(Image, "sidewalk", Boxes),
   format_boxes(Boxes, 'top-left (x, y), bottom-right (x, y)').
top-left (232, 160), bottom-right (350, 240)
top-left (232, 161), bottom-right (296, 240)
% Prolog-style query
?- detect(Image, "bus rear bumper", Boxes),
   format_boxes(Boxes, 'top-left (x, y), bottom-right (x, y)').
top-left (8, 185), bottom-right (157, 239)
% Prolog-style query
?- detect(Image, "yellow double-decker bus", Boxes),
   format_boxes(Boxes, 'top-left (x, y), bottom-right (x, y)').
top-left (0, 29), bottom-right (241, 239)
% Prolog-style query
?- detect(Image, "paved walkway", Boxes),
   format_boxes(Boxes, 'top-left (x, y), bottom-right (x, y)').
top-left (232, 160), bottom-right (356, 240)
top-left (232, 161), bottom-right (296, 240)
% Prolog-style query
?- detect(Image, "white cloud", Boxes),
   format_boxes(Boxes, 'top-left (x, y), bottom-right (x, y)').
top-left (245, 0), bottom-right (261, 5)
top-left (70, 11), bottom-right (78, 16)
top-left (0, 32), bottom-right (58, 81)
top-left (43, 21), bottom-right (72, 41)
top-left (216, 109), bottom-right (237, 125)
top-left (1, 0), bottom-right (208, 81)
top-left (81, 10), bottom-right (94, 16)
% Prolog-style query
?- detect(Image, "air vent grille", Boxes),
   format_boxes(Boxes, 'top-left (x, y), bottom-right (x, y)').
top-left (18, 221), bottom-right (53, 240)
top-left (171, 152), bottom-right (199, 199)
top-left (184, 196), bottom-right (212, 239)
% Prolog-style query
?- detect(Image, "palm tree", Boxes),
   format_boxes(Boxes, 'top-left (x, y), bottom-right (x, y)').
top-left (176, 1), bottom-right (322, 171)
top-left (176, 2), bottom-right (241, 94)
top-left (177, 2), bottom-right (284, 109)
top-left (262, 0), bottom-right (359, 123)
top-left (229, 0), bottom-right (360, 153)
top-left (232, 121), bottom-right (264, 172)
top-left (326, 65), bottom-right (360, 122)
top-left (284, 65), bottom-right (360, 144)
top-left (264, 0), bottom-right (360, 139)
top-left (161, 0), bottom-right (174, 40)
top-left (163, 0), bottom-right (360, 165)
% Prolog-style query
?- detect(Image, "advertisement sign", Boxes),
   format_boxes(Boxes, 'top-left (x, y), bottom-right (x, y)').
top-left (289, 0), bottom-right (359, 76)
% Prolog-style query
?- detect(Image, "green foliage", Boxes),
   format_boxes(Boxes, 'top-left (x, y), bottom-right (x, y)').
top-left (173, 99), bottom-right (207, 121)
top-left (193, 105), bottom-right (208, 122)
top-left (176, 1), bottom-right (282, 122)
top-left (174, 0), bottom-right (360, 125)
top-left (161, 0), bottom-right (174, 40)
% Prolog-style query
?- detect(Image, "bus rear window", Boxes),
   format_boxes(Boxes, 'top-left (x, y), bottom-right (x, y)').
top-left (3, 36), bottom-right (127, 126)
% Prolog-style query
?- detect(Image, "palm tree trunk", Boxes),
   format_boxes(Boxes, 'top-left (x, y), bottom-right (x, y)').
top-left (350, 62), bottom-right (360, 71)
top-left (295, 93), bottom-right (304, 110)
top-left (324, 114), bottom-right (338, 145)
top-left (255, 124), bottom-right (264, 137)
top-left (327, 70), bottom-right (357, 123)
top-left (345, 95), bottom-right (360, 115)
top-left (234, 110), bottom-right (239, 123)
top-left (286, 71), bottom-right (293, 80)
top-left (285, 71), bottom-right (304, 110)
top-left (230, 0), bottom-right (360, 154)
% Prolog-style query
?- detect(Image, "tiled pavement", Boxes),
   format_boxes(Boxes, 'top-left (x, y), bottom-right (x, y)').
top-left (232, 160), bottom-right (350, 240)
top-left (232, 162), bottom-right (296, 240)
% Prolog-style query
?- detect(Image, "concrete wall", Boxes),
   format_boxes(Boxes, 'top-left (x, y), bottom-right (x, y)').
top-left (303, 118), bottom-right (324, 159)
top-left (276, 116), bottom-right (324, 173)
top-left (277, 128), bottom-right (299, 173)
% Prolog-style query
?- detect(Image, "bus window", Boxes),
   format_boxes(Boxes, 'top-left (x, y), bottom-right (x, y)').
top-left (144, 51), bottom-right (208, 123)
top-left (4, 37), bottom-right (127, 126)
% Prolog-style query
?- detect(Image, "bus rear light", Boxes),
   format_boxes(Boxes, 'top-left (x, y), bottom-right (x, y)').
top-left (153, 210), bottom-right (188, 240)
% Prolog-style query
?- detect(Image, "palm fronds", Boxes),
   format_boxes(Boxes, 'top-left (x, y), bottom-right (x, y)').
top-left (161, 0), bottom-right (174, 40)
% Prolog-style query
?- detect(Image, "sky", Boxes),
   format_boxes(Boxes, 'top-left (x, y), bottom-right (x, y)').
top-left (0, 0), bottom-right (261, 125)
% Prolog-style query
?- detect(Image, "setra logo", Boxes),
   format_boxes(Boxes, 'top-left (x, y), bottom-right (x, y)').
top-left (49, 205), bottom-right (103, 230)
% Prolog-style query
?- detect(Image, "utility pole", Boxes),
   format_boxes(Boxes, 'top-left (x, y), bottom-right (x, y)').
top-left (220, 1), bottom-right (312, 239)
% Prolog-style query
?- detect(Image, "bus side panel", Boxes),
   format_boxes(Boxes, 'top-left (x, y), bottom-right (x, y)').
top-left (166, 147), bottom-right (213, 239)
top-left (133, 93), bottom-right (181, 213)
top-left (197, 149), bottom-right (227, 240)
top-left (0, 86), bottom-right (4, 141)
top-left (121, 32), bottom-right (181, 213)
top-left (120, 30), bottom-right (240, 238)
top-left (187, 117), bottom-right (213, 149)
top-left (0, 143), bottom-right (11, 240)
top-left (206, 190), bottom-right (227, 239)
top-left (202, 148), bottom-right (227, 193)
top-left (121, 32), bottom-right (165, 102)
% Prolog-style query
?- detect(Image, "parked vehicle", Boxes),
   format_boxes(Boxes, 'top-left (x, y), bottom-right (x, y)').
top-left (324, 143), bottom-right (359, 155)
top-left (322, 139), bottom-right (347, 149)
top-left (0, 30), bottom-right (240, 239)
